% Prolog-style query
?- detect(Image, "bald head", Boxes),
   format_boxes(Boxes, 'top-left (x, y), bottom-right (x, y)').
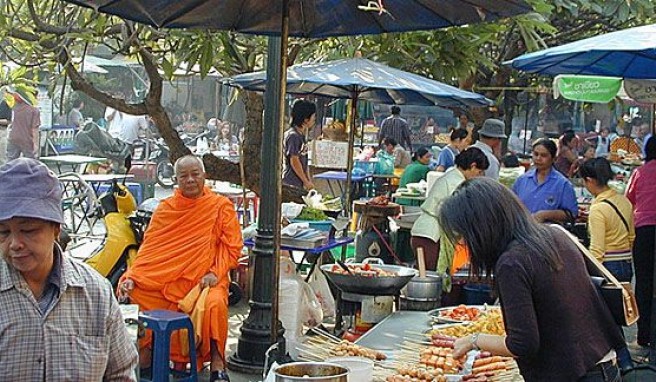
top-left (174, 155), bottom-right (205, 175)
top-left (174, 155), bottom-right (206, 199)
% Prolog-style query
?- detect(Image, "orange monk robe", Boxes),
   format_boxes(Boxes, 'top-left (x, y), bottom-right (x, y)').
top-left (122, 186), bottom-right (243, 365)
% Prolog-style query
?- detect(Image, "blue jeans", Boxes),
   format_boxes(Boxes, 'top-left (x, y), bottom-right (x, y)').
top-left (603, 260), bottom-right (633, 283)
top-left (578, 360), bottom-right (621, 382)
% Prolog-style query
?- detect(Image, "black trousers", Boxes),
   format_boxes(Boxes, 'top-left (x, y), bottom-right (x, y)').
top-left (633, 225), bottom-right (656, 345)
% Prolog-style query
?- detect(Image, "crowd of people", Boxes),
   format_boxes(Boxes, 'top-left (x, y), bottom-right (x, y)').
top-left (2, 86), bottom-right (656, 381)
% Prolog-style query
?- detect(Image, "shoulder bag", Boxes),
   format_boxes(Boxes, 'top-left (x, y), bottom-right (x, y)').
top-left (553, 224), bottom-right (639, 326)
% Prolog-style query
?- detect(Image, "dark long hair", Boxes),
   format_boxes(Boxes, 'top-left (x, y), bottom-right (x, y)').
top-left (412, 147), bottom-right (430, 162)
top-left (646, 136), bottom-right (656, 162)
top-left (455, 147), bottom-right (489, 171)
top-left (578, 157), bottom-right (613, 187)
top-left (438, 178), bottom-right (563, 277)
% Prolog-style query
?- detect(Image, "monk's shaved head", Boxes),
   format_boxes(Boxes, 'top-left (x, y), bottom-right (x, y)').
top-left (174, 155), bottom-right (206, 199)
top-left (174, 155), bottom-right (205, 175)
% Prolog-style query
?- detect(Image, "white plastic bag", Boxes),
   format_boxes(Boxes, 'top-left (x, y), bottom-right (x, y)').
top-left (308, 266), bottom-right (336, 318)
top-left (278, 257), bottom-right (323, 348)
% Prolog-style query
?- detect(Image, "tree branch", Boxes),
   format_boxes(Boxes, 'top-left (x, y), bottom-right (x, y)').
top-left (60, 49), bottom-right (148, 115)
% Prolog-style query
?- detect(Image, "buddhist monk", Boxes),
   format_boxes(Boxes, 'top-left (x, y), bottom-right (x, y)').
top-left (118, 155), bottom-right (242, 382)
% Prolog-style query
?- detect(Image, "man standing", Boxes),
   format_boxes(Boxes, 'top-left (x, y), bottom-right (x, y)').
top-left (471, 118), bottom-right (506, 180)
top-left (119, 113), bottom-right (149, 146)
top-left (119, 156), bottom-right (242, 382)
top-left (283, 99), bottom-right (316, 190)
top-left (0, 158), bottom-right (138, 381)
top-left (378, 105), bottom-right (412, 150)
top-left (67, 98), bottom-right (84, 128)
top-left (0, 88), bottom-right (12, 165)
top-left (105, 104), bottom-right (124, 139)
top-left (6, 88), bottom-right (40, 160)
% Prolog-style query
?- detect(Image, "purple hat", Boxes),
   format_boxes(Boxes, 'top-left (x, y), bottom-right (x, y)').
top-left (0, 158), bottom-right (64, 224)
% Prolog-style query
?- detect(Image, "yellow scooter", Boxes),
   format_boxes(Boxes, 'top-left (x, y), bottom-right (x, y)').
top-left (64, 178), bottom-right (141, 288)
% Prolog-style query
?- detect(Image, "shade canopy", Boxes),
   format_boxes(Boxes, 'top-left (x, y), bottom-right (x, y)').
top-left (65, 0), bottom-right (532, 38)
top-left (507, 23), bottom-right (656, 79)
top-left (224, 58), bottom-right (492, 108)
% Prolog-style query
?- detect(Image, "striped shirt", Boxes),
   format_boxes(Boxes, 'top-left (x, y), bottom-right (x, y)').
top-left (0, 247), bottom-right (138, 381)
top-left (378, 115), bottom-right (413, 150)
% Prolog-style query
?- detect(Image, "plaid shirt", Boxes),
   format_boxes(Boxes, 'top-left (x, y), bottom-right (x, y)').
top-left (378, 115), bottom-right (413, 150)
top-left (0, 248), bottom-right (138, 381)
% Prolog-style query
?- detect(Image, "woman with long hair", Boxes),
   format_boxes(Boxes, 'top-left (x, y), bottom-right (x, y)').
top-left (439, 178), bottom-right (624, 381)
top-left (626, 136), bottom-right (656, 347)
top-left (579, 158), bottom-right (635, 281)
top-left (435, 128), bottom-right (470, 172)
top-left (409, 147), bottom-right (488, 270)
top-left (512, 138), bottom-right (578, 224)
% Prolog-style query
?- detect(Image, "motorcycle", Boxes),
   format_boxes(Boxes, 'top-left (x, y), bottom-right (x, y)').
top-left (74, 120), bottom-right (130, 173)
top-left (147, 130), bottom-right (215, 189)
top-left (64, 176), bottom-right (140, 288)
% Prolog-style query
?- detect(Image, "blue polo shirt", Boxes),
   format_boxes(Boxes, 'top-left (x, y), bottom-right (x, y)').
top-left (512, 168), bottom-right (578, 217)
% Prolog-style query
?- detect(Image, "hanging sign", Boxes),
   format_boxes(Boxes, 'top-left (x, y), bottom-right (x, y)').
top-left (554, 75), bottom-right (622, 103)
top-left (623, 79), bottom-right (656, 104)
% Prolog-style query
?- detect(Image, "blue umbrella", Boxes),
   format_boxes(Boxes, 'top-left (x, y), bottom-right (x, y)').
top-left (507, 23), bottom-right (656, 79)
top-left (224, 57), bottom-right (492, 108)
top-left (65, 0), bottom-right (531, 38)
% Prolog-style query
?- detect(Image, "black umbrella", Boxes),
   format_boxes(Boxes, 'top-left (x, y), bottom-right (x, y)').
top-left (66, 0), bottom-right (531, 37)
top-left (63, 0), bottom-right (532, 371)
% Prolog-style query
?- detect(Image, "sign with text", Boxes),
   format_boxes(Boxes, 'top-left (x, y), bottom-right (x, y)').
top-left (311, 140), bottom-right (349, 169)
top-left (624, 79), bottom-right (656, 104)
top-left (554, 75), bottom-right (622, 103)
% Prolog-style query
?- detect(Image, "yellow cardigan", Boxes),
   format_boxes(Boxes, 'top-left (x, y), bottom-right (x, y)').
top-left (588, 189), bottom-right (635, 261)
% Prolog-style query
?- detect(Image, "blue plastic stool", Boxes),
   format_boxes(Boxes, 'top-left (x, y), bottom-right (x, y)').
top-left (139, 310), bottom-right (198, 382)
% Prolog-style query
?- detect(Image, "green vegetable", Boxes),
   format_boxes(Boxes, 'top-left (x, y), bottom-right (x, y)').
top-left (296, 207), bottom-right (328, 221)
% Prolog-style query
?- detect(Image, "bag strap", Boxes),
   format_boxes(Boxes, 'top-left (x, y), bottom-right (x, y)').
top-left (551, 224), bottom-right (624, 289)
top-left (601, 199), bottom-right (630, 233)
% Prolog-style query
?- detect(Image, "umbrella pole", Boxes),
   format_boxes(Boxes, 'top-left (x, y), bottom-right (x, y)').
top-left (229, 1), bottom-right (289, 373)
top-left (344, 96), bottom-right (358, 218)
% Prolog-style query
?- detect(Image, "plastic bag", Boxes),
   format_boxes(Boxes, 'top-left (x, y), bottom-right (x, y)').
top-left (375, 152), bottom-right (395, 175)
top-left (308, 268), bottom-right (336, 318)
top-left (278, 257), bottom-right (323, 347)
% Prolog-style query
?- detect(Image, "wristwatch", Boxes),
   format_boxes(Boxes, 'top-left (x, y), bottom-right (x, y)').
top-left (470, 333), bottom-right (481, 351)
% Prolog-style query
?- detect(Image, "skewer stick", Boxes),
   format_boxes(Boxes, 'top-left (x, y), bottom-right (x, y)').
top-left (310, 327), bottom-right (343, 343)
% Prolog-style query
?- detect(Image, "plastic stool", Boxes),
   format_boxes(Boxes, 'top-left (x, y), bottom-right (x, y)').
top-left (139, 310), bottom-right (198, 382)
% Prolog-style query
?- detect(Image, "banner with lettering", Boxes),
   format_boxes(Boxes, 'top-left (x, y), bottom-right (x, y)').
top-left (554, 75), bottom-right (622, 103)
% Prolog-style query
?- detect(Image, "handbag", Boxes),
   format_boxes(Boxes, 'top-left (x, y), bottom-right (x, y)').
top-left (553, 224), bottom-right (639, 326)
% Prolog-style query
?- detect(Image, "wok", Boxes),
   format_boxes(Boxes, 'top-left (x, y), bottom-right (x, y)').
top-left (320, 258), bottom-right (417, 296)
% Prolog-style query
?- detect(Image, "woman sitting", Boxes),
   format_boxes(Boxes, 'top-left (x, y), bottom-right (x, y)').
top-left (396, 147), bottom-right (433, 206)
top-left (410, 147), bottom-right (488, 271)
top-left (512, 138), bottom-right (578, 224)
top-left (440, 178), bottom-right (624, 381)
top-left (555, 129), bottom-right (578, 175)
top-left (435, 128), bottom-right (470, 172)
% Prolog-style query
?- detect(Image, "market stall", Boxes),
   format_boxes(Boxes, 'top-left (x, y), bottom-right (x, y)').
top-left (281, 305), bottom-right (520, 382)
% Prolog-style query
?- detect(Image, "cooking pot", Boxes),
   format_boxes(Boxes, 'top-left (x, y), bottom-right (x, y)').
top-left (320, 258), bottom-right (417, 296)
top-left (274, 362), bottom-right (349, 382)
top-left (402, 271), bottom-right (442, 301)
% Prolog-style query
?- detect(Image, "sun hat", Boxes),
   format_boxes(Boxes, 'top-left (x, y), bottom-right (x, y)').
top-left (0, 158), bottom-right (64, 224)
top-left (478, 118), bottom-right (507, 139)
top-left (5, 86), bottom-right (35, 106)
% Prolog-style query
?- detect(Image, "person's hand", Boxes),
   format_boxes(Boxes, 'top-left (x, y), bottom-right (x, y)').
top-left (533, 211), bottom-right (547, 223)
top-left (453, 335), bottom-right (475, 359)
top-left (200, 272), bottom-right (218, 289)
top-left (303, 181), bottom-right (315, 191)
top-left (117, 278), bottom-right (135, 300)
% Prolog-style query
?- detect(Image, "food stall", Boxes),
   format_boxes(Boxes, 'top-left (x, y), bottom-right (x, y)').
top-left (283, 304), bottom-right (521, 382)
